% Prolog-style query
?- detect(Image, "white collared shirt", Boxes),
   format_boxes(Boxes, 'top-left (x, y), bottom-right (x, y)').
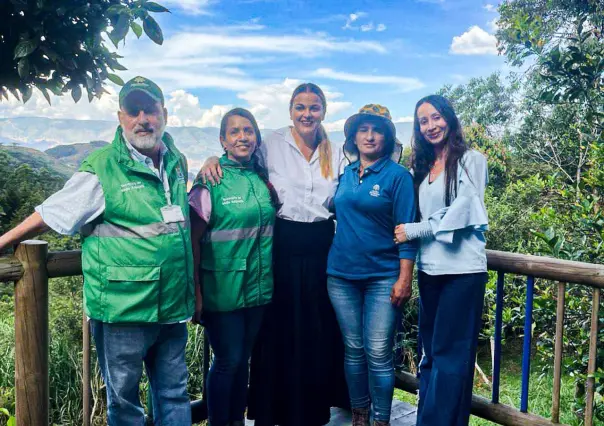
top-left (260, 127), bottom-right (348, 222)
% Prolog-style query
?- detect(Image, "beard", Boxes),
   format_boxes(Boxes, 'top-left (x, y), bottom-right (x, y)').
top-left (124, 123), bottom-right (166, 151)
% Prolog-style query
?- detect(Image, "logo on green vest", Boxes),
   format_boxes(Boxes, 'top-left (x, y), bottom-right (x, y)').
top-left (121, 181), bottom-right (144, 192)
top-left (222, 196), bottom-right (244, 206)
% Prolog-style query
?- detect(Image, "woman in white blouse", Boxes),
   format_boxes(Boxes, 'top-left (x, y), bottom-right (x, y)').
top-left (394, 95), bottom-right (489, 426)
top-left (200, 83), bottom-right (349, 426)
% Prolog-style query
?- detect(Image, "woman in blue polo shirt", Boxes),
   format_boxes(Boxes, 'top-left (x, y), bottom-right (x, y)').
top-left (327, 104), bottom-right (417, 426)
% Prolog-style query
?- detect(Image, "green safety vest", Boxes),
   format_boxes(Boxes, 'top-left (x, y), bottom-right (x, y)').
top-left (192, 155), bottom-right (275, 312)
top-left (79, 127), bottom-right (195, 323)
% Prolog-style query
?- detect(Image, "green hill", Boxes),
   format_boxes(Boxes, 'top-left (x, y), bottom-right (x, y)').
top-left (1, 145), bottom-right (74, 179)
top-left (45, 140), bottom-right (109, 169)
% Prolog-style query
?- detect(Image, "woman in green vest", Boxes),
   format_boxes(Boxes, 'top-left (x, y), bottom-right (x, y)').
top-left (188, 108), bottom-right (279, 426)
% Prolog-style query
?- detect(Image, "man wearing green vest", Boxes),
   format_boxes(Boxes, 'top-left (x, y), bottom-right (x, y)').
top-left (0, 77), bottom-right (195, 425)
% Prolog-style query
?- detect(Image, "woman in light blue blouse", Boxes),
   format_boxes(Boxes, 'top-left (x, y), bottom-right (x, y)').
top-left (394, 94), bottom-right (488, 426)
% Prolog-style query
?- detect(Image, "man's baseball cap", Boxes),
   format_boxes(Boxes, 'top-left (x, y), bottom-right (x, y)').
top-left (119, 76), bottom-right (164, 108)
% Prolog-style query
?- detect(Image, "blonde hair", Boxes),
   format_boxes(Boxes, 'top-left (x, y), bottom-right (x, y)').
top-left (289, 83), bottom-right (333, 179)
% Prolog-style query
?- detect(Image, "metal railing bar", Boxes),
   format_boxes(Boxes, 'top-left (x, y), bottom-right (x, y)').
top-left (520, 276), bottom-right (535, 413)
top-left (551, 282), bottom-right (565, 423)
top-left (584, 288), bottom-right (601, 426)
top-left (492, 271), bottom-right (505, 404)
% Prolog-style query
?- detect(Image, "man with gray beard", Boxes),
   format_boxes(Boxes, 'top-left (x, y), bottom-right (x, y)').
top-left (0, 77), bottom-right (195, 425)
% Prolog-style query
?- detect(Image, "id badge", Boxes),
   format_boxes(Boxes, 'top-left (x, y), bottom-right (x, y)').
top-left (161, 205), bottom-right (185, 223)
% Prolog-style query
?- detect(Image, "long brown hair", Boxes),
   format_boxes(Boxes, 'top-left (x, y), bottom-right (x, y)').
top-left (289, 83), bottom-right (333, 179)
top-left (411, 95), bottom-right (468, 206)
top-left (219, 108), bottom-right (281, 209)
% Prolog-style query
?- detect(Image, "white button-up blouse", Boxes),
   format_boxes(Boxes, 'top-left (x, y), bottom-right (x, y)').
top-left (259, 126), bottom-right (348, 223)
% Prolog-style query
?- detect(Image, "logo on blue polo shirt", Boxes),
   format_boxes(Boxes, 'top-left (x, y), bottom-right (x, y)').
top-left (370, 184), bottom-right (380, 197)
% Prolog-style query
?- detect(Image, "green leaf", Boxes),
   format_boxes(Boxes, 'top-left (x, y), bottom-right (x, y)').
top-left (7, 416), bottom-right (15, 426)
top-left (17, 57), bottom-right (29, 78)
top-left (8, 88), bottom-right (20, 101)
top-left (0, 408), bottom-right (9, 416)
top-left (106, 4), bottom-right (130, 16)
top-left (107, 73), bottom-right (125, 86)
top-left (38, 86), bottom-right (51, 105)
top-left (71, 84), bottom-right (82, 103)
top-left (143, 16), bottom-right (163, 45)
top-left (144, 2), bottom-right (170, 13)
top-left (14, 38), bottom-right (39, 59)
top-left (130, 21), bottom-right (143, 38)
top-left (21, 85), bottom-right (33, 103)
top-left (110, 13), bottom-right (131, 45)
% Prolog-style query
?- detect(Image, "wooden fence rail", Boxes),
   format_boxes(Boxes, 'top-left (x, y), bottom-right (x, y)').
top-left (0, 243), bottom-right (602, 426)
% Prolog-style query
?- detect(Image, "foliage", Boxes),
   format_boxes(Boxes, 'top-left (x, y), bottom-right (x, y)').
top-left (0, 0), bottom-right (169, 104)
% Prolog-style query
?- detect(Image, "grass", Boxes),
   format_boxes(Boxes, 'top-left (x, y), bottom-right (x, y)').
top-left (393, 340), bottom-right (583, 426)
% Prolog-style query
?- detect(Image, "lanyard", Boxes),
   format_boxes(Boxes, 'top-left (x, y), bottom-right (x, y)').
top-left (161, 166), bottom-right (172, 206)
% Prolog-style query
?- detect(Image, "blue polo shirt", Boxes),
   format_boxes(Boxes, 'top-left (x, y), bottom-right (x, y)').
top-left (327, 156), bottom-right (417, 280)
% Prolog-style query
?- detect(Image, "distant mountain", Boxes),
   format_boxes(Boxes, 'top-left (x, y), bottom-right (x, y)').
top-left (1, 145), bottom-right (74, 179)
top-left (45, 141), bottom-right (109, 169)
top-left (0, 117), bottom-right (413, 172)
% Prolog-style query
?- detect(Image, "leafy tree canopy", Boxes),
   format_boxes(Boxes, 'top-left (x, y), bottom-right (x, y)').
top-left (0, 0), bottom-right (169, 104)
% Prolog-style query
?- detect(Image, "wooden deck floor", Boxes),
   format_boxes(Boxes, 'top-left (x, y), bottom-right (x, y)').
top-left (245, 400), bottom-right (417, 425)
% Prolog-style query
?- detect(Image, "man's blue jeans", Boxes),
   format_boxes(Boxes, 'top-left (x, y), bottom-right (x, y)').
top-left (204, 305), bottom-right (265, 426)
top-left (416, 271), bottom-right (487, 426)
top-left (327, 276), bottom-right (401, 422)
top-left (90, 320), bottom-right (191, 426)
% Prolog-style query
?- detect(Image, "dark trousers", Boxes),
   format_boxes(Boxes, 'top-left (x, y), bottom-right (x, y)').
top-left (416, 271), bottom-right (487, 426)
top-left (204, 305), bottom-right (265, 426)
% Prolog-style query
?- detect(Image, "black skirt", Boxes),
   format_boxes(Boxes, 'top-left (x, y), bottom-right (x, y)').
top-left (247, 217), bottom-right (349, 426)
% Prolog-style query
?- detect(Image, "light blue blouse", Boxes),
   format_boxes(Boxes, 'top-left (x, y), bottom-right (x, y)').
top-left (405, 150), bottom-right (489, 275)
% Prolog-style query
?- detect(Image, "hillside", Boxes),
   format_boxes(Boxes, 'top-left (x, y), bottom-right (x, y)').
top-left (1, 145), bottom-right (74, 179)
top-left (45, 141), bottom-right (109, 169)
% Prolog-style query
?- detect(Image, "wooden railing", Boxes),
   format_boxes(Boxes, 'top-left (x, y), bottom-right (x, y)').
top-left (0, 242), bottom-right (602, 426)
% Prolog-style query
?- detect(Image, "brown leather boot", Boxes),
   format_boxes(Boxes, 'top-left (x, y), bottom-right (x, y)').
top-left (352, 407), bottom-right (370, 426)
top-left (373, 421), bottom-right (390, 426)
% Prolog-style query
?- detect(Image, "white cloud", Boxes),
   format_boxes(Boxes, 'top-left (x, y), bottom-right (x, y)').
top-left (488, 18), bottom-right (499, 32)
top-left (166, 90), bottom-right (231, 127)
top-left (361, 22), bottom-right (374, 32)
top-left (343, 12), bottom-right (386, 32)
top-left (484, 4), bottom-right (497, 12)
top-left (162, 0), bottom-right (212, 15)
top-left (323, 119), bottom-right (347, 132)
top-left (162, 32), bottom-right (387, 57)
top-left (114, 30), bottom-right (387, 94)
top-left (450, 26), bottom-right (498, 55)
top-left (394, 116), bottom-right (414, 123)
top-left (343, 12), bottom-right (367, 30)
top-left (313, 68), bottom-right (425, 92)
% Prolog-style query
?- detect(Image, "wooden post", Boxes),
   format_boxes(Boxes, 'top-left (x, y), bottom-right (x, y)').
top-left (584, 288), bottom-right (601, 426)
top-left (82, 311), bottom-right (91, 426)
top-left (14, 240), bottom-right (49, 426)
top-left (552, 282), bottom-right (565, 423)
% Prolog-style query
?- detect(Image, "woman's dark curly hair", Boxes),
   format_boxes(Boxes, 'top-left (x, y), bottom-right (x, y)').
top-left (411, 94), bottom-right (468, 206)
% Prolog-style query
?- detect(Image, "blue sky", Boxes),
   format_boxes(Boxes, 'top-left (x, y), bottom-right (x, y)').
top-left (1, 0), bottom-right (507, 131)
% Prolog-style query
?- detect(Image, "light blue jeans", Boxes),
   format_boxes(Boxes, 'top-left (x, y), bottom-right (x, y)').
top-left (327, 276), bottom-right (401, 422)
top-left (90, 320), bottom-right (191, 426)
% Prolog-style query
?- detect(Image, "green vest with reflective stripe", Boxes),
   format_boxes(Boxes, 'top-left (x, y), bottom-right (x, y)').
top-left (78, 127), bottom-right (195, 323)
top-left (193, 155), bottom-right (275, 312)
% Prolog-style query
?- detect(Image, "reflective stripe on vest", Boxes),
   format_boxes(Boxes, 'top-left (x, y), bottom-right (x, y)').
top-left (83, 221), bottom-right (188, 239)
top-left (204, 225), bottom-right (274, 242)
